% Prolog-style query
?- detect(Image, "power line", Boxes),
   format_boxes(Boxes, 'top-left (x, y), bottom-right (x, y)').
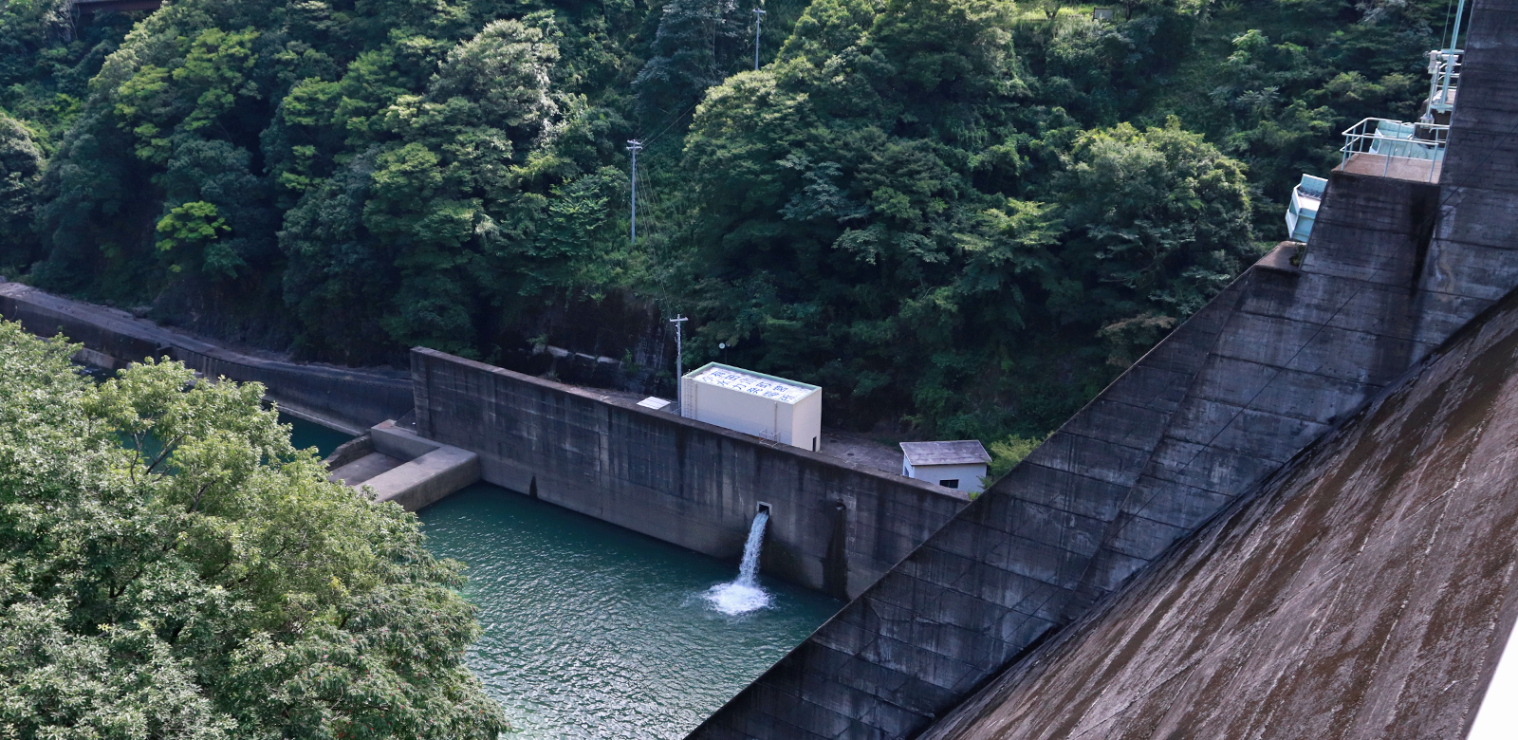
top-left (641, 100), bottom-right (703, 148)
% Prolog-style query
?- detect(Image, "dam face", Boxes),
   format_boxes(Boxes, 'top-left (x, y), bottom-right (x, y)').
top-left (688, 0), bottom-right (1518, 736)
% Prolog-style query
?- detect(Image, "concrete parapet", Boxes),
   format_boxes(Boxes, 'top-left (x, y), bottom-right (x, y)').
top-left (410, 347), bottom-right (970, 600)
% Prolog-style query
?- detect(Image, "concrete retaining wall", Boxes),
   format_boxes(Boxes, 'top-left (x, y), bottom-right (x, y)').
top-left (0, 283), bottom-right (412, 432)
top-left (411, 348), bottom-right (969, 600)
top-left (690, 3), bottom-right (1518, 735)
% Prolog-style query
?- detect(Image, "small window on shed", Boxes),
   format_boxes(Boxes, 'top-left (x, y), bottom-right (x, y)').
top-left (940, 479), bottom-right (960, 489)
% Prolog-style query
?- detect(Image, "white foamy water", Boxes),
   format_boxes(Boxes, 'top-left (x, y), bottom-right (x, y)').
top-left (705, 510), bottom-right (772, 615)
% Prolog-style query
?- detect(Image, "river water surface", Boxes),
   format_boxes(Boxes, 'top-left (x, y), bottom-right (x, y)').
top-left (286, 418), bottom-right (841, 739)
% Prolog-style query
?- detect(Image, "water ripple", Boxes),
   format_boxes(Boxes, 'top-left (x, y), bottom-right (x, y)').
top-left (419, 484), bottom-right (841, 739)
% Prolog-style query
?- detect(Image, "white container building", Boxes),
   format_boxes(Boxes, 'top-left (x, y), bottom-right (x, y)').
top-left (900, 440), bottom-right (992, 493)
top-left (680, 363), bottom-right (822, 451)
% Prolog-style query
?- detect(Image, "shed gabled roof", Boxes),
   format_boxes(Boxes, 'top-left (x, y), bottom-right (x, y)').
top-left (901, 440), bottom-right (991, 466)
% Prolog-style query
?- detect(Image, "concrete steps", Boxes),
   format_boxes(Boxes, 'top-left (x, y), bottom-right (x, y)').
top-left (324, 420), bottom-right (482, 511)
top-left (330, 452), bottom-right (404, 486)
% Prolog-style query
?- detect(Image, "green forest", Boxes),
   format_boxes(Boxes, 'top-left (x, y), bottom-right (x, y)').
top-left (0, 322), bottom-right (507, 738)
top-left (0, 0), bottom-right (1448, 452)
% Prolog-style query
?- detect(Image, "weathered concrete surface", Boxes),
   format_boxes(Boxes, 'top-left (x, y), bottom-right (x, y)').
top-left (411, 348), bottom-right (969, 600)
top-left (689, 171), bottom-right (1453, 740)
top-left (371, 419), bottom-right (441, 461)
top-left (690, 2), bottom-right (1518, 736)
top-left (918, 283), bottom-right (1518, 740)
top-left (324, 434), bottom-right (376, 472)
top-left (0, 282), bottom-right (412, 430)
top-left (364, 446), bottom-right (481, 511)
top-left (1415, 0), bottom-right (1518, 338)
top-left (333, 420), bottom-right (481, 512)
top-left (330, 452), bottom-right (403, 486)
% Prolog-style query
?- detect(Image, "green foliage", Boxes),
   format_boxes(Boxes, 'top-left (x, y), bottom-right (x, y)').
top-left (156, 200), bottom-right (235, 276)
top-left (277, 16), bottom-right (632, 361)
top-left (985, 432), bottom-right (1046, 479)
top-left (0, 321), bottom-right (508, 739)
top-left (0, 114), bottom-right (44, 264)
top-left (677, 0), bottom-right (1252, 437)
top-left (1053, 120), bottom-right (1253, 327)
top-left (0, 0), bottom-right (1455, 444)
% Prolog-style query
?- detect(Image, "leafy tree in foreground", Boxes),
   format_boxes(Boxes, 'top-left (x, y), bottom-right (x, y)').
top-left (0, 321), bottom-right (507, 739)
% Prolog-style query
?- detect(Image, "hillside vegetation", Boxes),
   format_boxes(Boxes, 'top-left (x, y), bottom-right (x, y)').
top-left (0, 0), bottom-right (1449, 448)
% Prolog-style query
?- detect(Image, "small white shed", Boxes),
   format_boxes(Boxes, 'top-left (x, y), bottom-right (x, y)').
top-left (680, 363), bottom-right (823, 451)
top-left (900, 440), bottom-right (992, 493)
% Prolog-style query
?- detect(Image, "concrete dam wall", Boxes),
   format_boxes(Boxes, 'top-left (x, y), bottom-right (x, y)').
top-left (0, 277), bottom-right (969, 601)
top-left (689, 0), bottom-right (1518, 735)
top-left (412, 348), bottom-right (969, 600)
top-left (918, 245), bottom-right (1518, 740)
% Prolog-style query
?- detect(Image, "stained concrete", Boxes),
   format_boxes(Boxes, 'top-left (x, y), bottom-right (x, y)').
top-left (918, 278), bottom-right (1518, 740)
top-left (330, 420), bottom-right (482, 512)
top-left (324, 434), bottom-right (376, 472)
top-left (363, 445), bottom-right (481, 511)
top-left (330, 452), bottom-right (404, 486)
top-left (689, 2), bottom-right (1518, 736)
top-left (411, 349), bottom-right (969, 600)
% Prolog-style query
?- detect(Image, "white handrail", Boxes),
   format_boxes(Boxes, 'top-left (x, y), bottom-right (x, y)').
top-left (1339, 118), bottom-right (1449, 182)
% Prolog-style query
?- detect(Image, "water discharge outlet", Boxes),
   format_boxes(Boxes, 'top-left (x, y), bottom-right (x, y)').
top-left (704, 508), bottom-right (772, 615)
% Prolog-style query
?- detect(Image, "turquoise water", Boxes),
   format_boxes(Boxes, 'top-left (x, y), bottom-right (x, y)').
top-left (282, 418), bottom-right (841, 739)
top-left (421, 486), bottom-right (842, 739)
top-left (281, 413), bottom-right (351, 457)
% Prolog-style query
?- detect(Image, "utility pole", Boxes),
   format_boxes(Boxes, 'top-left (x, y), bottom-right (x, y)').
top-left (670, 315), bottom-right (688, 412)
top-left (753, 8), bottom-right (766, 70)
top-left (627, 139), bottom-right (643, 243)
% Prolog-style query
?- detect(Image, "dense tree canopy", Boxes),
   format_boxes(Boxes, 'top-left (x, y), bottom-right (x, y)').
top-left (0, 0), bottom-right (1455, 449)
top-left (0, 321), bottom-right (506, 739)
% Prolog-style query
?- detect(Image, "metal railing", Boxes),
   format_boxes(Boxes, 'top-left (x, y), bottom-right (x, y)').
top-left (1338, 118), bottom-right (1449, 183)
top-left (1426, 49), bottom-right (1462, 116)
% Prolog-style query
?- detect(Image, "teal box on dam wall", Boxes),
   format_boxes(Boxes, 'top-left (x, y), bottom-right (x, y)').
top-left (409, 347), bottom-right (969, 600)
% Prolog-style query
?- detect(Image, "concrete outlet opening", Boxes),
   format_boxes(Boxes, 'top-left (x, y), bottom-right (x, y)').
top-left (756, 502), bottom-right (772, 516)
